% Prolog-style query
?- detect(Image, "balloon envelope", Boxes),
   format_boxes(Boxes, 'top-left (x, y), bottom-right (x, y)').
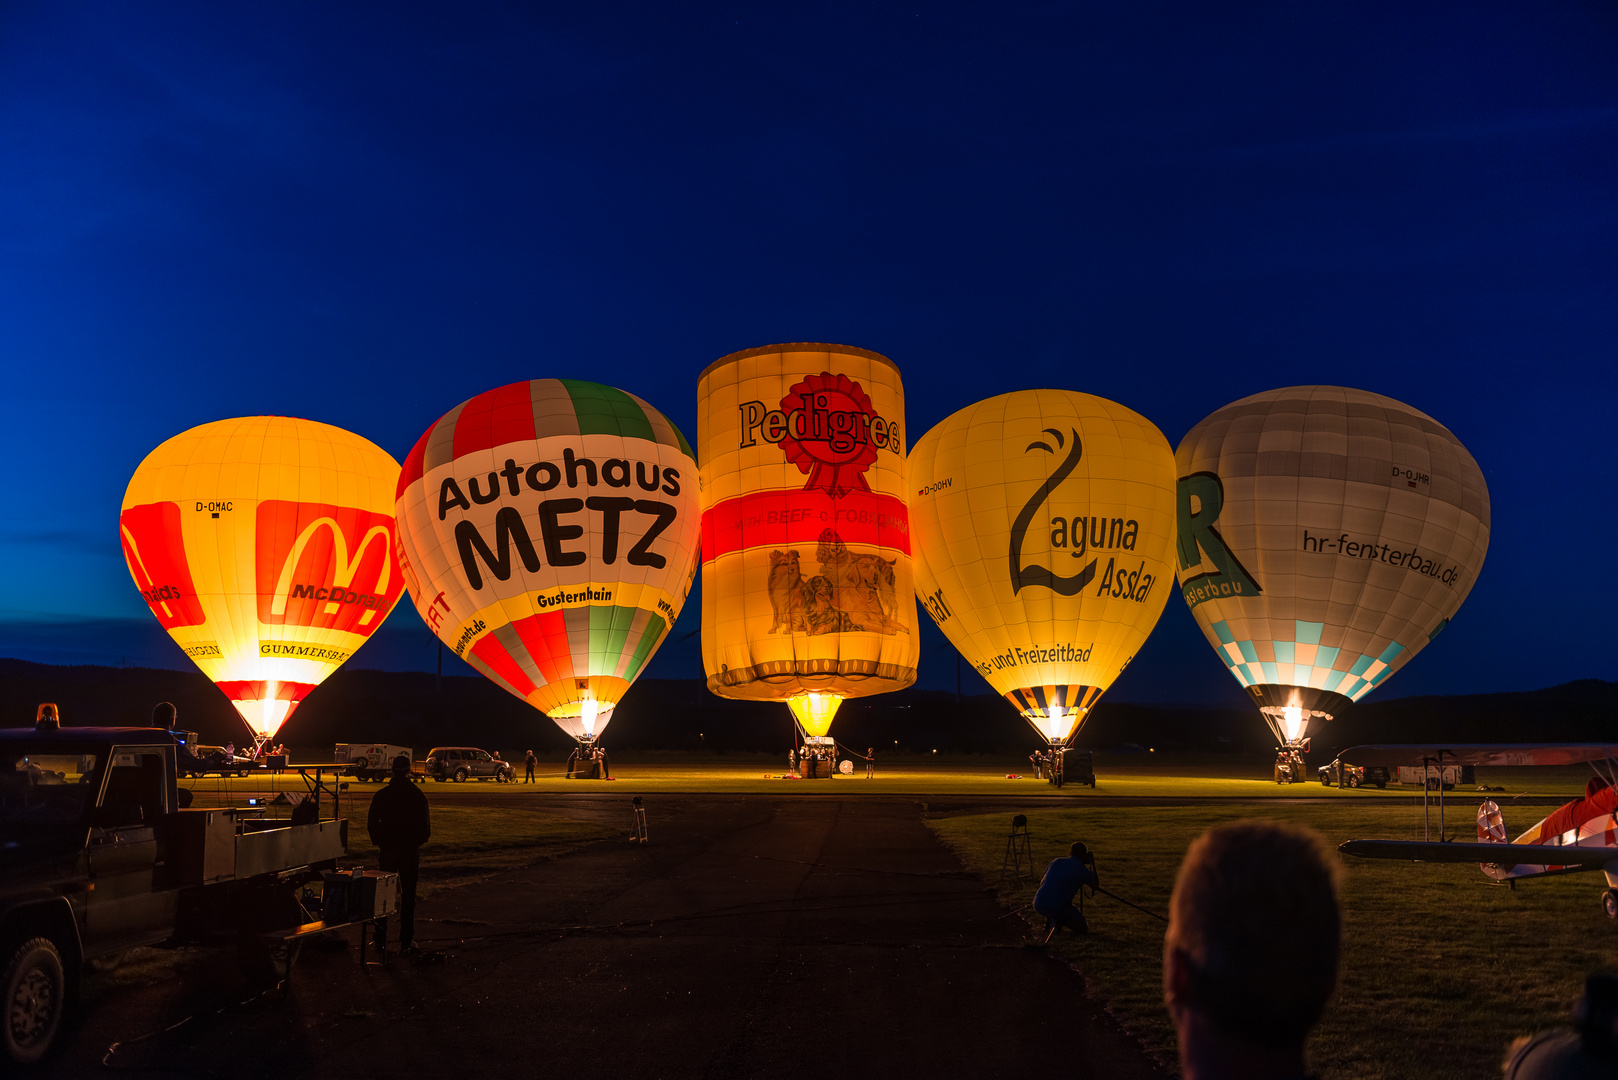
top-left (1174, 386), bottom-right (1490, 743)
top-left (394, 379), bottom-right (700, 740)
top-left (120, 417), bottom-right (405, 742)
top-left (698, 343), bottom-right (918, 735)
top-left (908, 391), bottom-right (1177, 743)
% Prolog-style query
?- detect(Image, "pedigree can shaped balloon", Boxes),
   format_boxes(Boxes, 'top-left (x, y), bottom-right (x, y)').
top-left (698, 344), bottom-right (917, 736)
top-left (1175, 386), bottom-right (1490, 747)
top-left (120, 417), bottom-right (406, 746)
top-left (394, 380), bottom-right (699, 743)
top-left (909, 391), bottom-right (1177, 746)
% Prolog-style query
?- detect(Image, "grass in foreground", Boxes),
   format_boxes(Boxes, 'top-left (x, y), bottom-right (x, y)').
top-left (929, 802), bottom-right (1618, 1080)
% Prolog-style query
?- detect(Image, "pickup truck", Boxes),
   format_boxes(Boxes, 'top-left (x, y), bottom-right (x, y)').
top-left (0, 721), bottom-right (347, 1065)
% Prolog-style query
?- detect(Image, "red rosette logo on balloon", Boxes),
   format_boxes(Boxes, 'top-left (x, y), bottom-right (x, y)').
top-left (778, 372), bottom-right (879, 498)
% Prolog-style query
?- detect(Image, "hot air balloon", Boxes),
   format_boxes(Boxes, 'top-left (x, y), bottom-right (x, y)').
top-left (698, 344), bottom-right (917, 756)
top-left (1174, 386), bottom-right (1490, 779)
top-left (908, 391), bottom-right (1177, 779)
top-left (120, 417), bottom-right (406, 750)
top-left (393, 379), bottom-right (700, 751)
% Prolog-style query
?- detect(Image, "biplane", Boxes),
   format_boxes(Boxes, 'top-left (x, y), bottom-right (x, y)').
top-left (1336, 744), bottom-right (1618, 918)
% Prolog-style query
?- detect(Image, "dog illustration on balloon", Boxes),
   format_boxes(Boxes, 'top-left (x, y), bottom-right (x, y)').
top-left (767, 529), bottom-right (908, 636)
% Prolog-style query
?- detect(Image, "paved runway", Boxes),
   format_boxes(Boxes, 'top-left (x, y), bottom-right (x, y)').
top-left (53, 797), bottom-right (1165, 1079)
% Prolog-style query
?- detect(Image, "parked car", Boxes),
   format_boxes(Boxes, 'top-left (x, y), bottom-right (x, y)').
top-left (424, 747), bottom-right (514, 783)
top-left (1317, 758), bottom-right (1390, 788)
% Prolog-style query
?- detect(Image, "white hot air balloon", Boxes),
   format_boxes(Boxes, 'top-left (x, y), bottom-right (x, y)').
top-left (1175, 386), bottom-right (1490, 774)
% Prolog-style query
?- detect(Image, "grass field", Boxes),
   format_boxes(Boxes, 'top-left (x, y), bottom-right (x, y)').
top-left (182, 756), bottom-right (1605, 800)
top-left (929, 801), bottom-right (1618, 1079)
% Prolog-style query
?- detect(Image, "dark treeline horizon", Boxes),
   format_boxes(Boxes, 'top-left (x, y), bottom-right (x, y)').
top-left (2, 658), bottom-right (1613, 766)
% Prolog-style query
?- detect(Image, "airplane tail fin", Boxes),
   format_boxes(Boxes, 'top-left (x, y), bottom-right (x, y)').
top-left (1478, 799), bottom-right (1507, 843)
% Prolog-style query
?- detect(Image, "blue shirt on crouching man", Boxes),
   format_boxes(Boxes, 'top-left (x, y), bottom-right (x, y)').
top-left (1034, 842), bottom-right (1099, 934)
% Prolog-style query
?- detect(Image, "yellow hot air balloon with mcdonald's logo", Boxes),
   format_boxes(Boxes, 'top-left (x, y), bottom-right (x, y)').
top-left (908, 391), bottom-right (1177, 779)
top-left (120, 417), bottom-right (406, 749)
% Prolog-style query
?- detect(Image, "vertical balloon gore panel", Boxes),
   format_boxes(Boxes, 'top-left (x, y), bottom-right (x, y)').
top-left (120, 417), bottom-right (406, 742)
top-left (698, 344), bottom-right (919, 721)
top-left (393, 379), bottom-right (701, 742)
top-left (907, 391), bottom-right (1178, 743)
top-left (1173, 386), bottom-right (1491, 742)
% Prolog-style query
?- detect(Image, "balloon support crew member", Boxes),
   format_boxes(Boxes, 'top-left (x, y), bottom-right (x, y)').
top-left (524, 749), bottom-right (537, 783)
top-left (367, 754), bottom-right (431, 954)
top-left (1034, 841), bottom-right (1099, 940)
top-left (835, 742), bottom-right (877, 778)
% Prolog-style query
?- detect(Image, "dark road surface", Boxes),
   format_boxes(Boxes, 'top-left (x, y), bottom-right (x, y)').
top-left (48, 797), bottom-right (1165, 1079)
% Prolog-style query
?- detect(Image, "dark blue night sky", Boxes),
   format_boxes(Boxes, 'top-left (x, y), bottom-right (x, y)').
top-left (2, 2), bottom-right (1613, 705)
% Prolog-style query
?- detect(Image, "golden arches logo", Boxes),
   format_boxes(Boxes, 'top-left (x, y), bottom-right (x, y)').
top-left (269, 518), bottom-right (393, 624)
top-left (117, 502), bottom-right (207, 629)
top-left (255, 500), bottom-right (404, 634)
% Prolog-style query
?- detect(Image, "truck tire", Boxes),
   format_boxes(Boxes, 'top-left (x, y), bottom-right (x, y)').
top-left (4, 937), bottom-right (65, 1065)
top-left (453, 768), bottom-right (469, 783)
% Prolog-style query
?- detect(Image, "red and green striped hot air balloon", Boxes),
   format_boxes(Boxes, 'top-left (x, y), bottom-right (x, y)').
top-left (394, 379), bottom-right (700, 744)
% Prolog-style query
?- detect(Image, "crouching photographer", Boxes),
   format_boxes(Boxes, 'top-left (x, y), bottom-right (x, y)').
top-left (1034, 841), bottom-right (1099, 937)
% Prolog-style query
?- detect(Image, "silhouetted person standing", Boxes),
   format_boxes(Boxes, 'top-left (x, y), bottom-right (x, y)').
top-left (524, 749), bottom-right (537, 782)
top-left (1164, 819), bottom-right (1341, 1080)
top-left (367, 754), bottom-right (431, 953)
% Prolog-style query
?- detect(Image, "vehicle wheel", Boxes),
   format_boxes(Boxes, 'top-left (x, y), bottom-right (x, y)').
top-left (495, 770), bottom-right (509, 783)
top-left (1348, 775), bottom-right (1361, 789)
top-left (1375, 781), bottom-right (1387, 789)
top-left (1604, 890), bottom-right (1618, 920)
top-left (4, 937), bottom-right (65, 1065)
top-left (453, 768), bottom-right (469, 783)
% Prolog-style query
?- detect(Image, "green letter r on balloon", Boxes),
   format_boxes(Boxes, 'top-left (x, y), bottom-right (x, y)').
top-left (1176, 472), bottom-right (1262, 608)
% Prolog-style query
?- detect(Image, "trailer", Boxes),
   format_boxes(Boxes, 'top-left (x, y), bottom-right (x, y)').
top-left (333, 743), bottom-right (415, 781)
top-left (1395, 763), bottom-right (1475, 790)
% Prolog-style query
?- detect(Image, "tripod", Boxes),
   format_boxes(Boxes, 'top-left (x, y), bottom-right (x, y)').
top-left (1000, 814), bottom-right (1034, 883)
top-left (631, 796), bottom-right (648, 844)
